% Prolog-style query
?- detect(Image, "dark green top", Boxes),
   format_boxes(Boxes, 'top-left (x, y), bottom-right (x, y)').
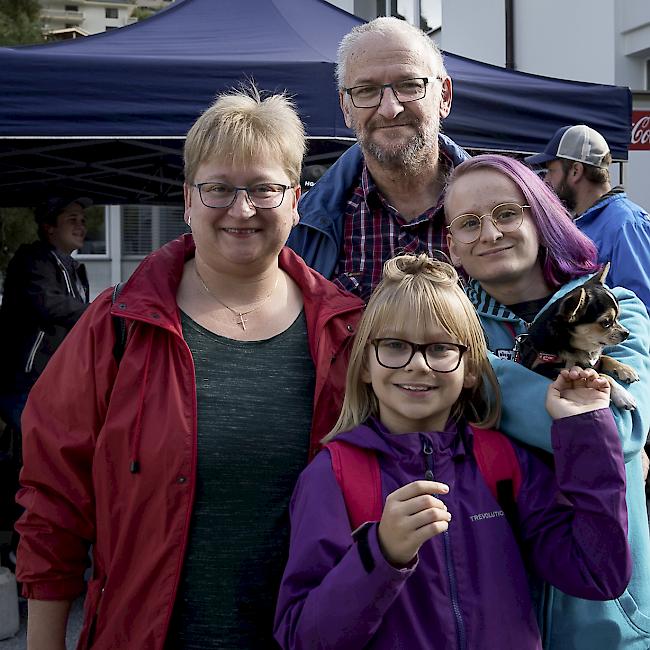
top-left (166, 309), bottom-right (315, 649)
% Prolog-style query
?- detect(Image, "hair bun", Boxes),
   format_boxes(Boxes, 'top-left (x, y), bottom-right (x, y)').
top-left (383, 253), bottom-right (458, 286)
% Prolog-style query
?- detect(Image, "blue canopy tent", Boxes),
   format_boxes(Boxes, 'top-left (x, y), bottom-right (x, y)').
top-left (0, 0), bottom-right (632, 205)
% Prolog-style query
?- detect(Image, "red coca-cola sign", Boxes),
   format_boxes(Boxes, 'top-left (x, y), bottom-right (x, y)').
top-left (630, 111), bottom-right (650, 150)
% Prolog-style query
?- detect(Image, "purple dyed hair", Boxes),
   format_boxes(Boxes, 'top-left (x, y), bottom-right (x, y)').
top-left (447, 154), bottom-right (599, 288)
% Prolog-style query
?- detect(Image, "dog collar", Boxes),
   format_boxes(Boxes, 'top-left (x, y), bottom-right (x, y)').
top-left (536, 352), bottom-right (562, 364)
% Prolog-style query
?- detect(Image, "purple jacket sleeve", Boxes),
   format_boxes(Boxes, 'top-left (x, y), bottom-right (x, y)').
top-left (273, 452), bottom-right (414, 650)
top-left (515, 409), bottom-right (631, 599)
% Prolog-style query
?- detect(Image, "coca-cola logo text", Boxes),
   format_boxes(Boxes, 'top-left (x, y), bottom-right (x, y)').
top-left (630, 111), bottom-right (650, 150)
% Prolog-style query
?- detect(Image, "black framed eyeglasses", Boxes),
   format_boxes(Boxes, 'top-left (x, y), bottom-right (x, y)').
top-left (343, 76), bottom-right (442, 108)
top-left (370, 338), bottom-right (468, 372)
top-left (446, 202), bottom-right (530, 244)
top-left (193, 182), bottom-right (291, 209)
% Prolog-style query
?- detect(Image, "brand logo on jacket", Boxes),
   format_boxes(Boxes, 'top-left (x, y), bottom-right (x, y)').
top-left (495, 348), bottom-right (517, 361)
top-left (470, 510), bottom-right (505, 522)
top-left (630, 111), bottom-right (650, 150)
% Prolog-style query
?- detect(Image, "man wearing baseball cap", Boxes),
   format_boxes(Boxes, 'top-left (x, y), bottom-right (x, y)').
top-left (526, 124), bottom-right (650, 311)
top-left (529, 124), bottom-right (650, 584)
top-left (0, 196), bottom-right (91, 435)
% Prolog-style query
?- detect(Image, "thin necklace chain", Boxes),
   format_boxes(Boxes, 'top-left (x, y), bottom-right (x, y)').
top-left (194, 264), bottom-right (279, 331)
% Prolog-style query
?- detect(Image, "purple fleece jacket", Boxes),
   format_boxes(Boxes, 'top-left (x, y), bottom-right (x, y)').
top-left (274, 411), bottom-right (630, 650)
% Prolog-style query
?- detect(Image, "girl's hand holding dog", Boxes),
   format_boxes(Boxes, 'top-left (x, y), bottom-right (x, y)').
top-left (545, 367), bottom-right (611, 419)
top-left (377, 480), bottom-right (451, 567)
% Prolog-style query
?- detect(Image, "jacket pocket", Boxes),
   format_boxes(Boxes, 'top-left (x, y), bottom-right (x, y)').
top-left (77, 576), bottom-right (105, 650)
top-left (616, 587), bottom-right (650, 637)
top-left (24, 330), bottom-right (45, 374)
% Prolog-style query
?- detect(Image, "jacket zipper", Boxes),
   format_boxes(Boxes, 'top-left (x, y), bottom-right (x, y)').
top-left (83, 577), bottom-right (106, 649)
top-left (422, 436), bottom-right (466, 650)
top-left (25, 330), bottom-right (45, 373)
top-left (50, 251), bottom-right (75, 296)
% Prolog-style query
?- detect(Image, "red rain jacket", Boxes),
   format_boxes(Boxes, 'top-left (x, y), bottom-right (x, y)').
top-left (16, 234), bottom-right (363, 649)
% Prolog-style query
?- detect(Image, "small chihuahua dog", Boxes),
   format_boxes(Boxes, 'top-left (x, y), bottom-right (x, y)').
top-left (517, 263), bottom-right (639, 410)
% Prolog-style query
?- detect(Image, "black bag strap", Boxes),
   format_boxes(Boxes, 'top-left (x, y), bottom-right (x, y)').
top-left (111, 282), bottom-right (127, 363)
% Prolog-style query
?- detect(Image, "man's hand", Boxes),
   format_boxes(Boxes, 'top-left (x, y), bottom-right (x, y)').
top-left (377, 480), bottom-right (451, 567)
top-left (545, 367), bottom-right (611, 420)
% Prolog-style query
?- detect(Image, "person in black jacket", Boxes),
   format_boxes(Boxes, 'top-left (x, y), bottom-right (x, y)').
top-left (0, 196), bottom-right (91, 434)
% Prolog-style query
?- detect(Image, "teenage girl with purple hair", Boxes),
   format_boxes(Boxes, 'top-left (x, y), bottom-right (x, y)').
top-left (445, 154), bottom-right (650, 650)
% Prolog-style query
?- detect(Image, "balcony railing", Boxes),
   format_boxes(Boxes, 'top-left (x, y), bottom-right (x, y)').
top-left (41, 9), bottom-right (84, 23)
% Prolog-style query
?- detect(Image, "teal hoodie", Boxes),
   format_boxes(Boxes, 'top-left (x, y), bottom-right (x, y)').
top-left (469, 274), bottom-right (650, 650)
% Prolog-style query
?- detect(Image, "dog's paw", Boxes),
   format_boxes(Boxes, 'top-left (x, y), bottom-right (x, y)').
top-left (610, 382), bottom-right (637, 410)
top-left (613, 364), bottom-right (640, 384)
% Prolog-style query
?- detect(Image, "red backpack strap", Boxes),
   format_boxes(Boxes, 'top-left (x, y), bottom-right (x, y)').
top-left (470, 425), bottom-right (522, 502)
top-left (326, 440), bottom-right (382, 531)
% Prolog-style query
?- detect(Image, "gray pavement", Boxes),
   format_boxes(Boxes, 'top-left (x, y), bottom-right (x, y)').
top-left (0, 595), bottom-right (83, 650)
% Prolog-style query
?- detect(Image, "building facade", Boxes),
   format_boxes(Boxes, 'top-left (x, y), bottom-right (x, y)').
top-left (40, 1), bottom-right (136, 35)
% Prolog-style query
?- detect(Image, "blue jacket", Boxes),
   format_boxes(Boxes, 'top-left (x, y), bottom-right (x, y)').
top-left (288, 135), bottom-right (469, 279)
top-left (575, 190), bottom-right (650, 313)
top-left (274, 415), bottom-right (629, 650)
top-left (470, 274), bottom-right (650, 650)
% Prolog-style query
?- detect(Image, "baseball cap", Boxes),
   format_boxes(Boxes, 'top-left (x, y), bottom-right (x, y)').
top-left (525, 125), bottom-right (610, 169)
top-left (300, 164), bottom-right (328, 193)
top-left (35, 196), bottom-right (93, 225)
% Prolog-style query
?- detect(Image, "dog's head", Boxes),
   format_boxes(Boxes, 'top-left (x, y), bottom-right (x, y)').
top-left (555, 263), bottom-right (629, 353)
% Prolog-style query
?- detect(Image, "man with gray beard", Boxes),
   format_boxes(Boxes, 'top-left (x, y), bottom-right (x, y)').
top-left (288, 16), bottom-right (468, 300)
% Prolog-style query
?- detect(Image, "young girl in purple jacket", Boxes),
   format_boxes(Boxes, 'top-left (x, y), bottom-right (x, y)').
top-left (274, 254), bottom-right (631, 650)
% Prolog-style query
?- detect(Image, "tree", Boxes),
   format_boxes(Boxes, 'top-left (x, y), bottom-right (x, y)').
top-left (0, 3), bottom-right (44, 277)
top-left (0, 0), bottom-right (44, 46)
top-left (0, 208), bottom-right (37, 278)
top-left (131, 7), bottom-right (156, 22)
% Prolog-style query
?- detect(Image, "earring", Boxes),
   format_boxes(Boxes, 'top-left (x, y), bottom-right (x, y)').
top-left (186, 214), bottom-right (191, 229)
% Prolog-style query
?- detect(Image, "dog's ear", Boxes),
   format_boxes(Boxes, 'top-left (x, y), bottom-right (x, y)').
top-left (558, 287), bottom-right (588, 323)
top-left (591, 262), bottom-right (610, 287)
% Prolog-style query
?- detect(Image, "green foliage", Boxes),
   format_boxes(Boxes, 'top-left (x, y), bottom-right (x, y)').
top-left (0, 0), bottom-right (41, 22)
top-left (0, 0), bottom-right (44, 46)
top-left (131, 7), bottom-right (156, 22)
top-left (0, 208), bottom-right (37, 277)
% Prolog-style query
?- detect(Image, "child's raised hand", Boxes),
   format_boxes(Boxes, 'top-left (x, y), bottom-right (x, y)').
top-left (377, 480), bottom-right (451, 567)
top-left (545, 367), bottom-right (611, 420)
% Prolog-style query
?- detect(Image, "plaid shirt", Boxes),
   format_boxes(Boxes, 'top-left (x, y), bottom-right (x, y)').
top-left (333, 158), bottom-right (452, 301)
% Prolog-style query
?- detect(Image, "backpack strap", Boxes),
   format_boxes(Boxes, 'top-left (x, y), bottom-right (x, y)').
top-left (326, 440), bottom-right (382, 531)
top-left (470, 425), bottom-right (522, 528)
top-left (327, 427), bottom-right (524, 532)
top-left (111, 282), bottom-right (128, 363)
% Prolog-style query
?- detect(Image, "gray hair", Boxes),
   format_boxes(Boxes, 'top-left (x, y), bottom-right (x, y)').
top-left (336, 16), bottom-right (447, 90)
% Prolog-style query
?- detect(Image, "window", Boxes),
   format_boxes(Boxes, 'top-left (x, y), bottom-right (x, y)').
top-left (105, 7), bottom-right (119, 19)
top-left (122, 205), bottom-right (188, 257)
top-left (646, 60), bottom-right (650, 91)
top-left (65, 4), bottom-right (79, 11)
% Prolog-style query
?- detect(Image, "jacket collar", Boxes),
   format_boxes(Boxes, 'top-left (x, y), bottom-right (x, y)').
top-left (575, 186), bottom-right (626, 221)
top-left (335, 416), bottom-right (469, 462)
top-left (112, 234), bottom-right (363, 342)
top-left (297, 133), bottom-right (469, 232)
top-left (467, 272), bottom-right (597, 323)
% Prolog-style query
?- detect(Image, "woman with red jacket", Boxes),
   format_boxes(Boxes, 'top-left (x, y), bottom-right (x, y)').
top-left (16, 85), bottom-right (363, 650)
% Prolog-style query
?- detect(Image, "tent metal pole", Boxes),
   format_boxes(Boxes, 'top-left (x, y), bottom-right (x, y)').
top-left (109, 205), bottom-right (122, 286)
top-left (505, 0), bottom-right (515, 69)
top-left (412, 0), bottom-right (421, 27)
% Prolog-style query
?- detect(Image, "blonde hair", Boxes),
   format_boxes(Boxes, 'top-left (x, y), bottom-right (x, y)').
top-left (183, 83), bottom-right (306, 185)
top-left (336, 16), bottom-right (447, 89)
top-left (323, 254), bottom-right (501, 442)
